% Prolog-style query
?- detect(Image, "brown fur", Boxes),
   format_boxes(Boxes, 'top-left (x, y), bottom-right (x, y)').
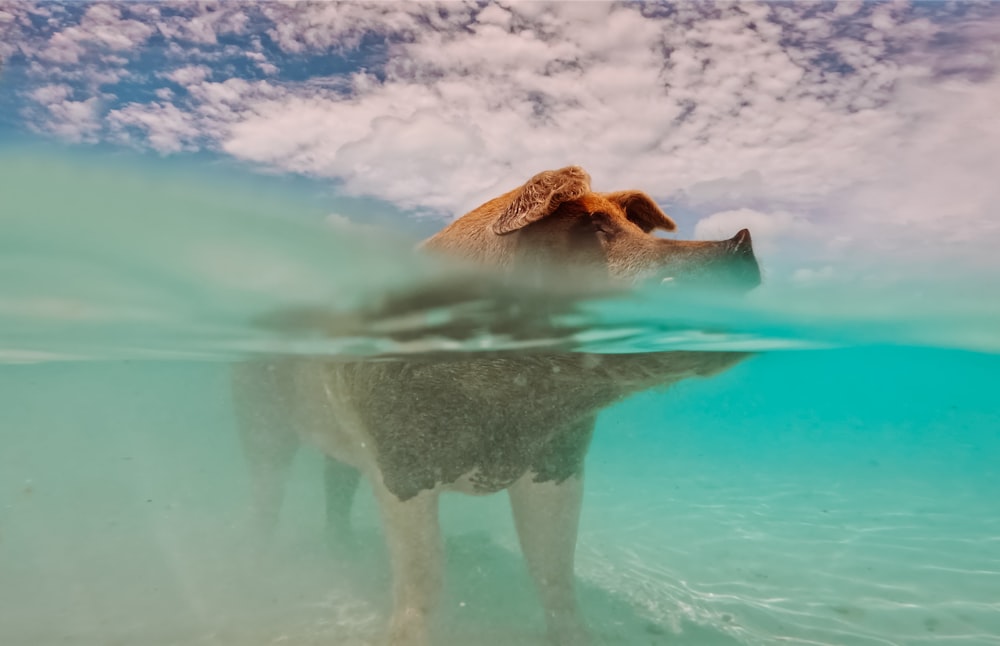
top-left (423, 166), bottom-right (757, 287)
top-left (232, 167), bottom-right (760, 646)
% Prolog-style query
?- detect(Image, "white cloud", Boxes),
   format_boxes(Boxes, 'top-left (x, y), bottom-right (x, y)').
top-left (792, 266), bottom-right (836, 284)
top-left (32, 96), bottom-right (103, 143)
top-left (37, 30), bottom-right (86, 65)
top-left (29, 83), bottom-right (73, 105)
top-left (9, 1), bottom-right (1000, 272)
top-left (257, 61), bottom-right (278, 76)
top-left (260, 2), bottom-right (467, 54)
top-left (0, 3), bottom-right (29, 61)
top-left (325, 213), bottom-right (353, 228)
top-left (37, 3), bottom-right (154, 64)
top-left (245, 50), bottom-right (279, 76)
top-left (323, 212), bottom-right (387, 238)
top-left (198, 1), bottom-right (927, 221)
top-left (695, 209), bottom-right (810, 252)
top-left (107, 101), bottom-right (200, 154)
top-left (164, 64), bottom-right (211, 86)
top-left (153, 3), bottom-right (249, 45)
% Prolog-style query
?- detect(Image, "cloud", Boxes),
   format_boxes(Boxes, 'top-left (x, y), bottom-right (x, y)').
top-left (36, 3), bottom-right (154, 64)
top-left (694, 208), bottom-right (810, 252)
top-left (259, 2), bottom-right (466, 54)
top-left (153, 3), bottom-right (249, 45)
top-left (0, 3), bottom-right (30, 61)
top-left (164, 64), bottom-right (211, 86)
top-left (28, 83), bottom-right (73, 105)
top-left (838, 71), bottom-right (1000, 251)
top-left (245, 51), bottom-right (278, 76)
top-left (107, 101), bottom-right (200, 153)
top-left (31, 96), bottom-right (103, 143)
top-left (198, 1), bottom-right (963, 228)
top-left (6, 1), bottom-right (1000, 272)
top-left (792, 266), bottom-right (835, 284)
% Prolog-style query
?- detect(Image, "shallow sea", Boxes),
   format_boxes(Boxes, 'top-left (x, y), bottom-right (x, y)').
top-left (1, 149), bottom-right (998, 645)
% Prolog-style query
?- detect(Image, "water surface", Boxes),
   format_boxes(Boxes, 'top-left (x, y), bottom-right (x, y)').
top-left (1, 150), bottom-right (998, 645)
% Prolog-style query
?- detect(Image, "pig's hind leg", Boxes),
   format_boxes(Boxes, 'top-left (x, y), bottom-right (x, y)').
top-left (324, 456), bottom-right (361, 551)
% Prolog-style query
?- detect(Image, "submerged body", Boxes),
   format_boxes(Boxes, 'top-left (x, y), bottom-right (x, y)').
top-left (238, 351), bottom-right (745, 500)
top-left (232, 167), bottom-right (760, 646)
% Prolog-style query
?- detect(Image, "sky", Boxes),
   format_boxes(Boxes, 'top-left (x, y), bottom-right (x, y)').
top-left (2, 0), bottom-right (1000, 281)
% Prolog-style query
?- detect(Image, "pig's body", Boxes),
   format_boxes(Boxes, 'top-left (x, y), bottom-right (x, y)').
top-left (232, 167), bottom-right (760, 646)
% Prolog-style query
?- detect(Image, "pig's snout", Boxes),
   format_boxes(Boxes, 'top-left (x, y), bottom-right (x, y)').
top-left (724, 228), bottom-right (761, 289)
top-left (730, 229), bottom-right (753, 257)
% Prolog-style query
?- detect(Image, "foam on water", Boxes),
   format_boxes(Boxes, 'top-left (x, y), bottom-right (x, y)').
top-left (1, 149), bottom-right (999, 645)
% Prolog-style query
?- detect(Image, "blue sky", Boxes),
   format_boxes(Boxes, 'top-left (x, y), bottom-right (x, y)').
top-left (2, 1), bottom-right (1000, 280)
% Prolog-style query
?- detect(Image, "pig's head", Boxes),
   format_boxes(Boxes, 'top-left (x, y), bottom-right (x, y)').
top-left (426, 166), bottom-right (760, 292)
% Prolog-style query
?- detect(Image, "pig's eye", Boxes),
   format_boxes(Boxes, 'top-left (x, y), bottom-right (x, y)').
top-left (591, 212), bottom-right (616, 236)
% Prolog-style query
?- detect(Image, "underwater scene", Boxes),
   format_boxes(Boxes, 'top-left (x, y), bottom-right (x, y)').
top-left (1, 150), bottom-right (998, 646)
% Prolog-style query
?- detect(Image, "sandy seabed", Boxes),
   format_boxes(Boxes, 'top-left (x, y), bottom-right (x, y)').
top-left (3, 447), bottom-right (998, 646)
top-left (2, 358), bottom-right (999, 646)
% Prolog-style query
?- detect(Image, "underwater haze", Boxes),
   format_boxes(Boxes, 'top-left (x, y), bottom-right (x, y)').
top-left (1, 150), bottom-right (1000, 646)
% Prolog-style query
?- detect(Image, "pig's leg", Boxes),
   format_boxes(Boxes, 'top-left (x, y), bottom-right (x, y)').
top-left (324, 456), bottom-right (361, 550)
top-left (231, 362), bottom-right (300, 540)
top-left (374, 483), bottom-right (443, 646)
top-left (509, 472), bottom-right (590, 646)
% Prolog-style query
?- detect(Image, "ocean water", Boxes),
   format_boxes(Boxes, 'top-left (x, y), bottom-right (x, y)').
top-left (1, 149), bottom-right (999, 646)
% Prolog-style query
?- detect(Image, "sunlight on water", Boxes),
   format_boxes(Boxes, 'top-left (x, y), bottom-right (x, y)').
top-left (1, 149), bottom-right (998, 645)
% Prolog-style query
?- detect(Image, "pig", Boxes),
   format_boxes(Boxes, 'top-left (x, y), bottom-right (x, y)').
top-left (231, 166), bottom-right (760, 646)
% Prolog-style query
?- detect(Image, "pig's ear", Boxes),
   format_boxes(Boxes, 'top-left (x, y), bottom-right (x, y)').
top-left (604, 191), bottom-right (677, 233)
top-left (492, 166), bottom-right (591, 235)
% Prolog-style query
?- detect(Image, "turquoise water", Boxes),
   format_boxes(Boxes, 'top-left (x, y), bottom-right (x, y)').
top-left (1, 150), bottom-right (999, 645)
